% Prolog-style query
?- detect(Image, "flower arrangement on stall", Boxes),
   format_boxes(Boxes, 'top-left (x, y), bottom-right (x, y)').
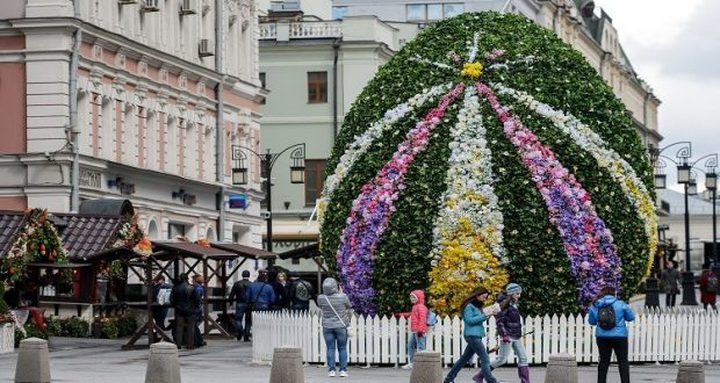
top-left (97, 260), bottom-right (125, 280)
top-left (196, 238), bottom-right (211, 248)
top-left (133, 237), bottom-right (153, 256)
top-left (319, 12), bottom-right (656, 316)
top-left (2, 209), bottom-right (70, 282)
top-left (114, 215), bottom-right (145, 249)
top-left (0, 282), bottom-right (13, 324)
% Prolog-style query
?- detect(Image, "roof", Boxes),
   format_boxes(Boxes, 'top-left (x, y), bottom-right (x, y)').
top-left (657, 189), bottom-right (717, 215)
top-left (53, 214), bottom-right (122, 261)
top-left (0, 211), bottom-right (27, 256)
top-left (279, 243), bottom-right (320, 260)
top-left (211, 243), bottom-right (277, 260)
top-left (152, 241), bottom-right (237, 259)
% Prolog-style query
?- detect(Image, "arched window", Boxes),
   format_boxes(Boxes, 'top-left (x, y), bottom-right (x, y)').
top-left (101, 96), bottom-right (115, 160)
top-left (146, 110), bottom-right (158, 170)
top-left (186, 122), bottom-right (198, 178)
top-left (147, 220), bottom-right (160, 240)
top-left (166, 115), bottom-right (177, 173)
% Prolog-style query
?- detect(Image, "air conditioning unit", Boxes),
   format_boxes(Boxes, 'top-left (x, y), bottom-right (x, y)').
top-left (142, 0), bottom-right (160, 12)
top-left (118, 0), bottom-right (138, 4)
top-left (198, 39), bottom-right (214, 58)
top-left (179, 0), bottom-right (197, 16)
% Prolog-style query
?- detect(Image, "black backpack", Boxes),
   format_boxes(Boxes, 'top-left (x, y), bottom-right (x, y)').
top-left (597, 304), bottom-right (617, 330)
top-left (293, 280), bottom-right (312, 302)
top-left (707, 273), bottom-right (719, 293)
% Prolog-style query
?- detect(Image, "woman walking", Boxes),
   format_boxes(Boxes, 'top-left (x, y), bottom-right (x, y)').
top-left (474, 282), bottom-right (530, 383)
top-left (443, 288), bottom-right (501, 383)
top-left (317, 277), bottom-right (353, 378)
top-left (588, 286), bottom-right (635, 383)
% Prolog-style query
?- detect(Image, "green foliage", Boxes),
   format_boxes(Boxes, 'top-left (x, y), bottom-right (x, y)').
top-left (98, 314), bottom-right (137, 339)
top-left (320, 12), bottom-right (653, 316)
top-left (15, 323), bottom-right (48, 348)
top-left (46, 316), bottom-right (90, 338)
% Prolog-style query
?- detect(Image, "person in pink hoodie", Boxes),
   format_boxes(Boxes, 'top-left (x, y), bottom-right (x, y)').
top-left (399, 289), bottom-right (429, 369)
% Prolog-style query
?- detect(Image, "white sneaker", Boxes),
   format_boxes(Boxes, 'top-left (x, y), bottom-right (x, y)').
top-left (328, 370), bottom-right (336, 377)
top-left (339, 371), bottom-right (348, 378)
top-left (401, 363), bottom-right (413, 370)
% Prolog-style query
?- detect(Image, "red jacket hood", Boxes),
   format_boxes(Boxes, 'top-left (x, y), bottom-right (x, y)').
top-left (411, 290), bottom-right (425, 305)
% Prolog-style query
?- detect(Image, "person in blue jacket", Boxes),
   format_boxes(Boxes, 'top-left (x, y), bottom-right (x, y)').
top-left (443, 287), bottom-right (500, 383)
top-left (244, 270), bottom-right (275, 340)
top-left (588, 286), bottom-right (635, 383)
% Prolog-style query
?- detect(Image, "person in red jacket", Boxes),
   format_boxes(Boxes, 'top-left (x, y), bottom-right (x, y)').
top-left (399, 289), bottom-right (429, 370)
top-left (700, 262), bottom-right (718, 311)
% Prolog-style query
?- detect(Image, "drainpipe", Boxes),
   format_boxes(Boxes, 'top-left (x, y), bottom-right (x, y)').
top-left (215, 0), bottom-right (226, 241)
top-left (332, 39), bottom-right (341, 141)
top-left (69, 0), bottom-right (81, 212)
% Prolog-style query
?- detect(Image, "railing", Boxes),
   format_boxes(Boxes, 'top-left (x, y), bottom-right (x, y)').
top-left (252, 308), bottom-right (720, 366)
top-left (259, 21), bottom-right (343, 40)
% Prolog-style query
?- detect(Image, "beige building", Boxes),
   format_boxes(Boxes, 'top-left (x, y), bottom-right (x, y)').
top-left (0, 0), bottom-right (266, 248)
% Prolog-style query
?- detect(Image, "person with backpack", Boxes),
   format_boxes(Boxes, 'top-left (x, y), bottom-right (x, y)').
top-left (396, 289), bottom-right (429, 370)
top-left (229, 270), bottom-right (252, 341)
top-left (474, 283), bottom-right (530, 383)
top-left (192, 274), bottom-right (206, 348)
top-left (170, 273), bottom-right (200, 349)
top-left (151, 275), bottom-right (172, 332)
top-left (271, 271), bottom-right (291, 310)
top-left (289, 271), bottom-right (313, 311)
top-left (244, 270), bottom-right (275, 340)
top-left (700, 262), bottom-right (718, 311)
top-left (588, 286), bottom-right (635, 383)
top-left (317, 277), bottom-right (353, 378)
top-left (661, 261), bottom-right (680, 307)
top-left (443, 287), bottom-right (501, 383)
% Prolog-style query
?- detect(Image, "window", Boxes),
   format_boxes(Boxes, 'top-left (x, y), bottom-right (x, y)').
top-left (307, 72), bottom-right (327, 104)
top-left (407, 3), bottom-right (464, 22)
top-left (259, 72), bottom-right (266, 104)
top-left (168, 223), bottom-right (186, 240)
top-left (304, 159), bottom-right (326, 206)
top-left (332, 6), bottom-right (348, 20)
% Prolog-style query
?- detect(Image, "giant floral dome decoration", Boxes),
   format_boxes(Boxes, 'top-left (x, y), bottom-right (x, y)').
top-left (319, 12), bottom-right (656, 316)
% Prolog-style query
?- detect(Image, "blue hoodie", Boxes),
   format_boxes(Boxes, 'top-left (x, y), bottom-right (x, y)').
top-left (588, 295), bottom-right (635, 338)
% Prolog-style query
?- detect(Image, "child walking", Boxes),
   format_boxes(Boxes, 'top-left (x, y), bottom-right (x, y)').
top-left (400, 290), bottom-right (429, 369)
top-left (474, 283), bottom-right (530, 382)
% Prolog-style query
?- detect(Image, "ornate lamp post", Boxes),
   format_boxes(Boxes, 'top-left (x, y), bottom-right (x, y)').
top-left (231, 143), bottom-right (306, 260)
top-left (649, 142), bottom-right (693, 306)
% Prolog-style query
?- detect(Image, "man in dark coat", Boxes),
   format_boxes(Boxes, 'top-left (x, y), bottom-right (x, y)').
top-left (170, 273), bottom-right (199, 349)
top-left (244, 270), bottom-right (275, 339)
top-left (229, 270), bottom-right (252, 341)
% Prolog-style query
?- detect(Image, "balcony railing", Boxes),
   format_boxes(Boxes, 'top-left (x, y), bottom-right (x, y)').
top-left (259, 21), bottom-right (342, 40)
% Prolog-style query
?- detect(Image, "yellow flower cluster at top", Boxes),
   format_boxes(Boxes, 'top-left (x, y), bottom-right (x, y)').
top-left (461, 62), bottom-right (484, 79)
top-left (429, 218), bottom-right (508, 315)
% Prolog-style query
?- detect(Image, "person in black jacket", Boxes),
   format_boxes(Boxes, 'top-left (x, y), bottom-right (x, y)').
top-left (270, 270), bottom-right (290, 310)
top-left (229, 270), bottom-right (252, 341)
top-left (170, 273), bottom-right (199, 349)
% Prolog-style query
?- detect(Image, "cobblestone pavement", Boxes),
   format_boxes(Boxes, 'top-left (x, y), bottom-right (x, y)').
top-left (1, 337), bottom-right (719, 382)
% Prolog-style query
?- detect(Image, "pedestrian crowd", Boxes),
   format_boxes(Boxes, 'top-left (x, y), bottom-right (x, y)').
top-left (148, 262), bottom-right (719, 381)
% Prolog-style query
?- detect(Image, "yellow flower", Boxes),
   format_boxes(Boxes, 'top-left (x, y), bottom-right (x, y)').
top-left (461, 62), bottom-right (484, 79)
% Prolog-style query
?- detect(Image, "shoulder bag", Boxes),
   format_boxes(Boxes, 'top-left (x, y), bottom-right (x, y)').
top-left (323, 295), bottom-right (354, 338)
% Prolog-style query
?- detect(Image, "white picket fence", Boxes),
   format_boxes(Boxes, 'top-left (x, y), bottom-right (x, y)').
top-left (252, 308), bottom-right (720, 366)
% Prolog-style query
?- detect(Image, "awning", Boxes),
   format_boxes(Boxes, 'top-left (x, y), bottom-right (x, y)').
top-left (152, 241), bottom-right (237, 260)
top-left (279, 243), bottom-right (320, 260)
top-left (211, 242), bottom-right (277, 260)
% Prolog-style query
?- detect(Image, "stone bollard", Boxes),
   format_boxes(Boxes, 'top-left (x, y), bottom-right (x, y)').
top-left (269, 347), bottom-right (304, 383)
top-left (409, 351), bottom-right (442, 383)
top-left (145, 342), bottom-right (182, 383)
top-left (676, 360), bottom-right (704, 383)
top-left (14, 337), bottom-right (51, 383)
top-left (544, 354), bottom-right (578, 383)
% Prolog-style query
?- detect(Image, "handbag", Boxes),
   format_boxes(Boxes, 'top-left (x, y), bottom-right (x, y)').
top-left (324, 295), bottom-right (354, 338)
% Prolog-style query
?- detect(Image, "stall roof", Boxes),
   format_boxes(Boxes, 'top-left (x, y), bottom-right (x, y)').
top-left (53, 214), bottom-right (121, 261)
top-left (279, 243), bottom-right (320, 260)
top-left (152, 241), bottom-right (237, 259)
top-left (0, 211), bottom-right (27, 256)
top-left (211, 242), bottom-right (276, 260)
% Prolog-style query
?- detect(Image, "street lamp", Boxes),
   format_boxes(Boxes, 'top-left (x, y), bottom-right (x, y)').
top-left (692, 155), bottom-right (719, 269)
top-left (231, 143), bottom-right (306, 257)
top-left (648, 141), bottom-right (693, 307)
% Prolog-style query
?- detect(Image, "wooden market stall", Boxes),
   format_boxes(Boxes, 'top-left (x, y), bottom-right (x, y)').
top-left (122, 241), bottom-right (277, 349)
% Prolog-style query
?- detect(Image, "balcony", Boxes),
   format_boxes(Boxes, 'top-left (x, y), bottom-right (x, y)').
top-left (259, 21), bottom-right (342, 41)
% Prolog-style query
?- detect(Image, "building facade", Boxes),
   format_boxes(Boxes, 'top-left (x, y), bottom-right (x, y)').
top-left (257, 1), bottom-right (420, 270)
top-left (0, 0), bottom-right (265, 248)
top-left (332, 0), bottom-right (662, 147)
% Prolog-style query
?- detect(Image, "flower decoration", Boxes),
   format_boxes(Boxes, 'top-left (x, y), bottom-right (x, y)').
top-left (133, 237), bottom-right (153, 256)
top-left (320, 12), bottom-right (655, 316)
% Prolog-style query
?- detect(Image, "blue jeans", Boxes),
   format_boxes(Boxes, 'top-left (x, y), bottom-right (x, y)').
top-left (444, 336), bottom-right (497, 383)
top-left (323, 327), bottom-right (348, 372)
top-left (407, 332), bottom-right (426, 363)
top-left (490, 337), bottom-right (528, 368)
top-left (235, 303), bottom-right (249, 337)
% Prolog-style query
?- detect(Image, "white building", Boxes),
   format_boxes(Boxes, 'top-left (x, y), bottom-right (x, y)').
top-left (0, 0), bottom-right (266, 248)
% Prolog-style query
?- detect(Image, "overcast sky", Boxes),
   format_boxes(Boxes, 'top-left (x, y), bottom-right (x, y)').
top-left (596, 0), bottom-right (720, 188)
